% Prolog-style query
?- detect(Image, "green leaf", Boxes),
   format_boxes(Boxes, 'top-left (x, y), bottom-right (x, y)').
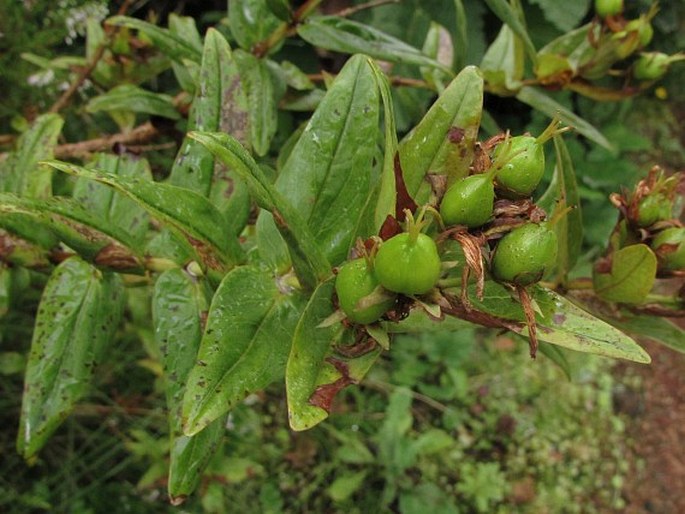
top-left (152, 269), bottom-right (224, 501)
top-left (86, 85), bottom-right (180, 120)
top-left (453, 0), bottom-right (468, 71)
top-left (482, 0), bottom-right (537, 64)
top-left (168, 14), bottom-right (203, 93)
top-left (421, 22), bottom-right (454, 91)
top-left (43, 160), bottom-right (244, 274)
top-left (107, 16), bottom-right (202, 63)
top-left (0, 229), bottom-right (51, 269)
top-left (605, 313), bottom-right (685, 354)
top-left (228, 0), bottom-right (283, 52)
top-left (538, 342), bottom-right (573, 380)
top-left (462, 281), bottom-right (651, 363)
top-left (17, 257), bottom-right (125, 458)
top-left (298, 16), bottom-right (452, 73)
top-left (188, 131), bottom-right (331, 288)
top-left (74, 153), bottom-right (152, 246)
top-left (257, 54), bottom-right (381, 266)
top-left (286, 280), bottom-right (336, 431)
top-left (182, 266), bottom-right (305, 435)
top-left (530, 0), bottom-right (590, 32)
top-left (328, 471), bottom-right (368, 503)
top-left (481, 24), bottom-right (524, 94)
top-left (398, 66), bottom-right (483, 202)
top-left (0, 194), bottom-right (144, 273)
top-left (593, 244), bottom-right (657, 304)
top-left (169, 29), bottom-right (251, 237)
top-left (516, 86), bottom-right (615, 152)
top-left (0, 114), bottom-right (63, 198)
top-left (537, 136), bottom-right (583, 284)
top-left (369, 60), bottom-right (399, 232)
top-left (530, 288), bottom-right (651, 363)
top-left (234, 50), bottom-right (279, 157)
top-left (384, 310), bottom-right (474, 334)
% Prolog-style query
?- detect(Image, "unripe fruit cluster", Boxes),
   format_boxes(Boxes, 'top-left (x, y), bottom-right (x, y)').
top-left (335, 224), bottom-right (442, 324)
top-left (440, 129), bottom-right (560, 287)
top-left (334, 124), bottom-right (566, 325)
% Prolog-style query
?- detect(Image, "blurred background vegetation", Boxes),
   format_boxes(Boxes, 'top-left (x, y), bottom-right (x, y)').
top-left (0, 0), bottom-right (683, 512)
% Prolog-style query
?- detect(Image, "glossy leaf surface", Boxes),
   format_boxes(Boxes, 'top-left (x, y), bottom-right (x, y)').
top-left (182, 266), bottom-right (305, 435)
top-left (169, 29), bottom-right (251, 236)
top-left (516, 86), bottom-right (614, 152)
top-left (107, 16), bottom-right (201, 63)
top-left (189, 131), bottom-right (331, 289)
top-left (86, 85), bottom-right (180, 119)
top-left (257, 54), bottom-right (380, 268)
top-left (17, 257), bottom-right (124, 458)
top-left (73, 153), bottom-right (152, 247)
top-left (0, 114), bottom-right (63, 199)
top-left (398, 66), bottom-right (483, 202)
top-left (44, 160), bottom-right (244, 273)
top-left (298, 17), bottom-right (452, 73)
top-left (153, 269), bottom-right (223, 501)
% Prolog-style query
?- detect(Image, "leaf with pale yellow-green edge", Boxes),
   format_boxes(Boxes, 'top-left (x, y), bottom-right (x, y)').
top-left (398, 66), bottom-right (483, 204)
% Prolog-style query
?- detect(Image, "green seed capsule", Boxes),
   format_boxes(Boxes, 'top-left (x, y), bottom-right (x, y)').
top-left (625, 18), bottom-right (653, 48)
top-left (335, 258), bottom-right (395, 324)
top-left (595, 0), bottom-right (623, 18)
top-left (651, 227), bottom-right (685, 271)
top-left (636, 194), bottom-right (673, 227)
top-left (374, 233), bottom-right (441, 295)
top-left (493, 136), bottom-right (545, 199)
top-left (633, 52), bottom-right (671, 81)
top-left (491, 223), bottom-right (558, 286)
top-left (440, 173), bottom-right (495, 228)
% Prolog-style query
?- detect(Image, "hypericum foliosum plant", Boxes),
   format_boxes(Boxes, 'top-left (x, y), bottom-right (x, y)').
top-left (0, 0), bottom-right (683, 506)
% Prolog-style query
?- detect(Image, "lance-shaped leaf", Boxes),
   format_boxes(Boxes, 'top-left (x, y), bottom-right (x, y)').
top-left (257, 54), bottom-right (381, 267)
top-left (483, 0), bottom-right (537, 64)
top-left (107, 16), bottom-right (202, 63)
top-left (74, 153), bottom-right (151, 246)
top-left (168, 14), bottom-right (203, 94)
top-left (421, 22), bottom-right (454, 92)
top-left (0, 194), bottom-right (144, 273)
top-left (286, 279), bottom-right (336, 431)
top-left (462, 281), bottom-right (650, 363)
top-left (481, 24), bottom-right (524, 94)
top-left (86, 85), bottom-right (180, 120)
top-left (182, 266), bottom-right (305, 435)
top-left (286, 278), bottom-right (384, 431)
top-left (370, 60), bottom-right (400, 231)
top-left (453, 0), bottom-right (468, 71)
top-left (43, 160), bottom-right (244, 273)
top-left (528, 288), bottom-right (651, 363)
top-left (170, 29), bottom-right (251, 237)
top-left (0, 114), bottom-right (63, 198)
top-left (234, 50), bottom-right (280, 157)
top-left (0, 229), bottom-right (51, 270)
top-left (537, 136), bottom-right (583, 284)
top-left (228, 0), bottom-right (283, 52)
top-left (516, 86), bottom-right (615, 153)
top-left (592, 244), bottom-right (657, 304)
top-left (398, 66), bottom-right (483, 203)
top-left (188, 132), bottom-right (330, 289)
top-left (298, 16), bottom-right (452, 73)
top-left (17, 257), bottom-right (125, 458)
top-left (152, 269), bottom-right (224, 503)
top-left (604, 313), bottom-right (685, 354)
